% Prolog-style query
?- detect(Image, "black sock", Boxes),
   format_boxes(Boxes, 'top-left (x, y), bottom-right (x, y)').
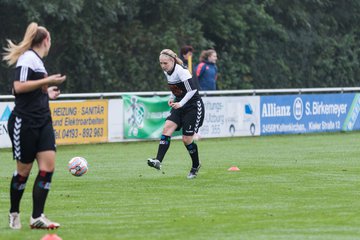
top-left (186, 141), bottom-right (199, 168)
top-left (156, 135), bottom-right (171, 162)
top-left (10, 172), bottom-right (28, 213)
top-left (32, 171), bottom-right (53, 218)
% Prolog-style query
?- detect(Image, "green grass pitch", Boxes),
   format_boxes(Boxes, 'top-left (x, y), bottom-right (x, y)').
top-left (0, 132), bottom-right (359, 240)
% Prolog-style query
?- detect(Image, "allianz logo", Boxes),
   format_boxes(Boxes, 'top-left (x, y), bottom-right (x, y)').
top-left (262, 97), bottom-right (303, 120)
top-left (262, 103), bottom-right (291, 117)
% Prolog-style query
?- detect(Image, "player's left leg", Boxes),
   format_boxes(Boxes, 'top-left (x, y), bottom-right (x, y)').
top-left (30, 120), bottom-right (59, 229)
top-left (32, 151), bottom-right (55, 218)
top-left (182, 100), bottom-right (204, 178)
top-left (183, 135), bottom-right (201, 179)
top-left (31, 150), bottom-right (59, 229)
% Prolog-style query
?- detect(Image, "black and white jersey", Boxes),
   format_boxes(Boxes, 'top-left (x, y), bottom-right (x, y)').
top-left (12, 49), bottom-right (50, 123)
top-left (163, 64), bottom-right (201, 107)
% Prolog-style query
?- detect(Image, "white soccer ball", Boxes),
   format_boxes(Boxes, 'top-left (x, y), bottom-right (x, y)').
top-left (68, 157), bottom-right (88, 177)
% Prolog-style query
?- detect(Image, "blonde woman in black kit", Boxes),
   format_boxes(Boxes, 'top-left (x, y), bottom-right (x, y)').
top-left (147, 49), bottom-right (205, 179)
top-left (3, 22), bottom-right (66, 229)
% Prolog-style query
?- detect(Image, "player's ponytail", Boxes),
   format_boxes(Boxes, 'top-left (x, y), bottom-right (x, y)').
top-left (2, 22), bottom-right (48, 66)
top-left (160, 49), bottom-right (184, 66)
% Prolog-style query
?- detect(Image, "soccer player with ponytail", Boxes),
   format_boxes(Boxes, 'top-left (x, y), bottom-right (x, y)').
top-left (147, 49), bottom-right (205, 179)
top-left (3, 22), bottom-right (66, 229)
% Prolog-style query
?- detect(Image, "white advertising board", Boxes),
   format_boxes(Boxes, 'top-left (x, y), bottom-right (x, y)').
top-left (198, 96), bottom-right (260, 138)
top-left (108, 99), bottom-right (124, 142)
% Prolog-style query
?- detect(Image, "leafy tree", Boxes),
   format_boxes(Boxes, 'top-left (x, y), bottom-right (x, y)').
top-left (1, 0), bottom-right (360, 94)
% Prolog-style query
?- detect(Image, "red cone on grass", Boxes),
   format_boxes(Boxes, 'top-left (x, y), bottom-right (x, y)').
top-left (41, 234), bottom-right (62, 240)
top-left (228, 166), bottom-right (240, 171)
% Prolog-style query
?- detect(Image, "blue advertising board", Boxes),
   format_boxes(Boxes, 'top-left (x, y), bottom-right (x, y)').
top-left (260, 93), bottom-right (360, 135)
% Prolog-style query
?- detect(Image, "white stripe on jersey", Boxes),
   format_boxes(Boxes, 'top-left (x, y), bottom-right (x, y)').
top-left (184, 79), bottom-right (192, 92)
top-left (20, 67), bottom-right (28, 82)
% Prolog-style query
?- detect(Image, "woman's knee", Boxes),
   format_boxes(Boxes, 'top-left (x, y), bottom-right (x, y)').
top-left (162, 121), bottom-right (177, 135)
top-left (182, 135), bottom-right (193, 145)
top-left (36, 151), bottom-right (56, 172)
top-left (16, 161), bottom-right (33, 176)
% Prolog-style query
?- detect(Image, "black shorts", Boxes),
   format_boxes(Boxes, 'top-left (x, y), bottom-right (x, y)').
top-left (167, 99), bottom-right (205, 136)
top-left (7, 113), bottom-right (56, 163)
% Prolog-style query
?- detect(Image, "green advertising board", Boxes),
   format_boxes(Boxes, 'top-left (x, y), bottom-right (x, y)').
top-left (123, 95), bottom-right (171, 139)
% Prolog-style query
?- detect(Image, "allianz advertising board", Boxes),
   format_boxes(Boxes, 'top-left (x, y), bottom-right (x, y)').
top-left (260, 93), bottom-right (360, 135)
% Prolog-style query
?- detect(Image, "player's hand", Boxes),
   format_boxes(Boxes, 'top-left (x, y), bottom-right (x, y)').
top-left (47, 74), bottom-right (66, 85)
top-left (168, 98), bottom-right (174, 107)
top-left (48, 86), bottom-right (61, 99)
top-left (170, 102), bottom-right (182, 109)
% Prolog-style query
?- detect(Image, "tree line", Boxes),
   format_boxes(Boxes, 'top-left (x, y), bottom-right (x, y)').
top-left (1, 0), bottom-right (359, 94)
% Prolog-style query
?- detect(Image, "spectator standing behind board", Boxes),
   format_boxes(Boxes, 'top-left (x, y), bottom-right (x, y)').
top-left (195, 49), bottom-right (218, 90)
top-left (179, 45), bottom-right (194, 74)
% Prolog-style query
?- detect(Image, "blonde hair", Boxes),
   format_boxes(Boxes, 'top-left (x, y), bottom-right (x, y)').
top-left (2, 22), bottom-right (48, 66)
top-left (159, 49), bottom-right (184, 66)
top-left (199, 49), bottom-right (216, 62)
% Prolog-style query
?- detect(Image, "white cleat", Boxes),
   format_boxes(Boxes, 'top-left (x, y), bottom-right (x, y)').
top-left (187, 164), bottom-right (201, 179)
top-left (9, 212), bottom-right (21, 230)
top-left (147, 158), bottom-right (161, 170)
top-left (30, 214), bottom-right (60, 229)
